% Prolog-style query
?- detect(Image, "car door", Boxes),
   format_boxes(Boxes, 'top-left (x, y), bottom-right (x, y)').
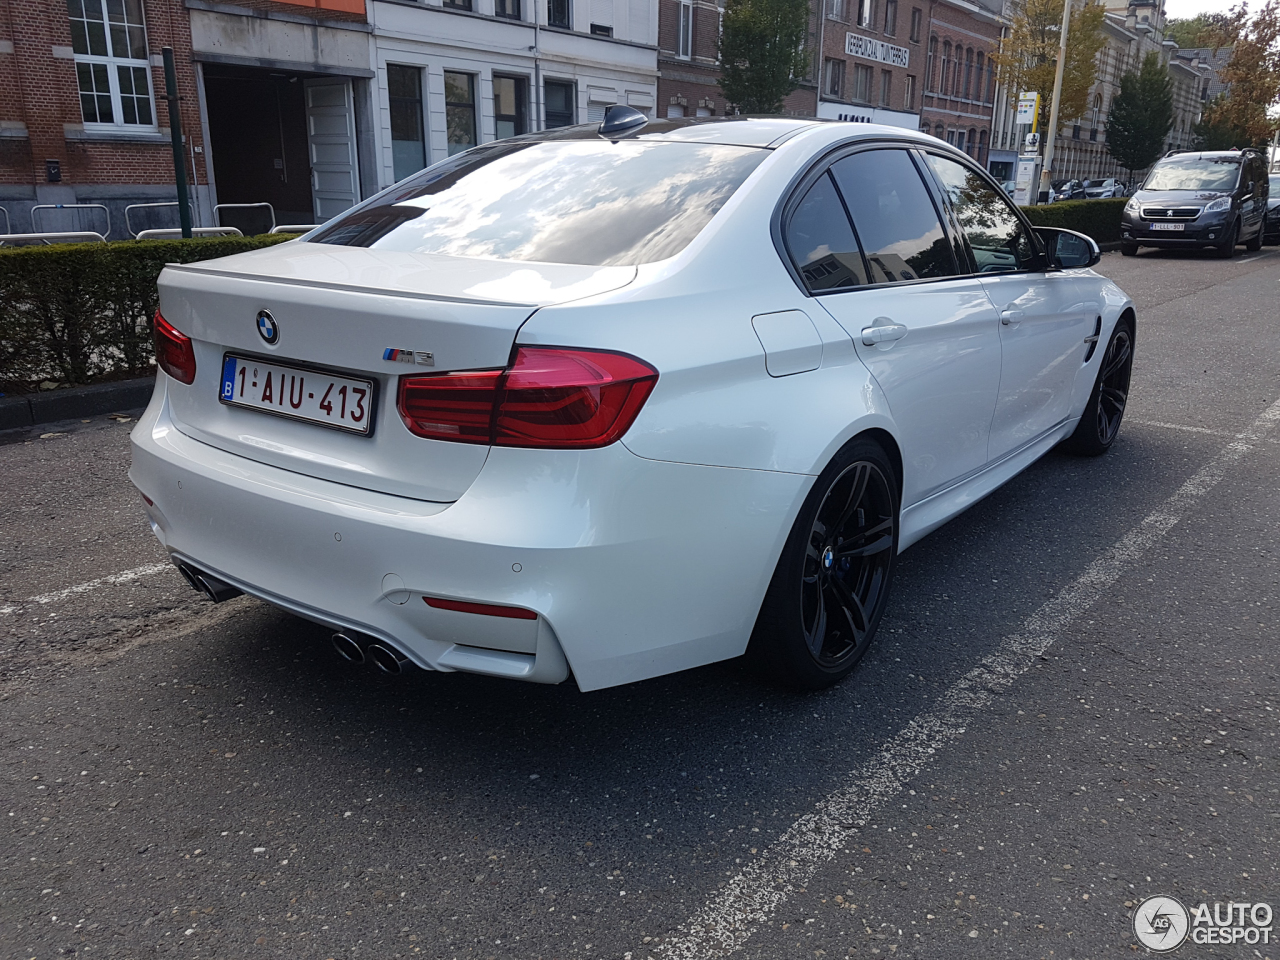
top-left (922, 151), bottom-right (1093, 462)
top-left (789, 146), bottom-right (1003, 507)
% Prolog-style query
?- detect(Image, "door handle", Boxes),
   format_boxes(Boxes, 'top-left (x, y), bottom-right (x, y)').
top-left (861, 322), bottom-right (908, 345)
top-left (1000, 309), bottom-right (1025, 325)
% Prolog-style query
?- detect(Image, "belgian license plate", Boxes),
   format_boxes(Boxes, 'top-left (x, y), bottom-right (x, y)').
top-left (219, 356), bottom-right (374, 435)
top-left (1150, 222), bottom-right (1185, 231)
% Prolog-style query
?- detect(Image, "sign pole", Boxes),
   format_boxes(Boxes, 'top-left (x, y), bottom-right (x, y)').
top-left (162, 46), bottom-right (192, 239)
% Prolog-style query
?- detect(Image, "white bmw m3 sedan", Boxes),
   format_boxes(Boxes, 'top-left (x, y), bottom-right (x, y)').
top-left (131, 110), bottom-right (1135, 691)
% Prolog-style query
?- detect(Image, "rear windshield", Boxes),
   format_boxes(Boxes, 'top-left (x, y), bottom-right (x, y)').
top-left (309, 139), bottom-right (768, 266)
top-left (1143, 158), bottom-right (1241, 192)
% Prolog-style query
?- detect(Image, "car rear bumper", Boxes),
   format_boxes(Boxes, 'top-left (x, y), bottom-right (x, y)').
top-left (129, 379), bottom-right (809, 691)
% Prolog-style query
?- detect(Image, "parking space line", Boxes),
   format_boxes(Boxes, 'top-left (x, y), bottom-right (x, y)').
top-left (652, 394), bottom-right (1280, 959)
top-left (0, 561), bottom-right (174, 615)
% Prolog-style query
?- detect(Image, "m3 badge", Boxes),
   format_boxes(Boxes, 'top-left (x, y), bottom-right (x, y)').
top-left (383, 348), bottom-right (435, 367)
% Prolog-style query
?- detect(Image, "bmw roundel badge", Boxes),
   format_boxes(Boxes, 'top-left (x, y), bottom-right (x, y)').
top-left (256, 310), bottom-right (279, 344)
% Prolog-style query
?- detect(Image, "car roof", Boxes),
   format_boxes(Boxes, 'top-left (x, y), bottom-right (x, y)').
top-left (519, 115), bottom-right (826, 149)
top-left (1160, 151), bottom-right (1246, 163)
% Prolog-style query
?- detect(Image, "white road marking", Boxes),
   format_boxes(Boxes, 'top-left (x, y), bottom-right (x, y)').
top-left (0, 562), bottom-right (174, 615)
top-left (651, 395), bottom-right (1280, 960)
top-left (1131, 419), bottom-right (1230, 436)
top-left (1235, 255), bottom-right (1264, 264)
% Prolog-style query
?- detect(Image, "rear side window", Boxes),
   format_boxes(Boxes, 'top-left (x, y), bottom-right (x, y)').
top-left (309, 139), bottom-right (768, 266)
top-left (785, 172), bottom-right (869, 292)
top-left (925, 154), bottom-right (1040, 273)
top-left (829, 149), bottom-right (959, 283)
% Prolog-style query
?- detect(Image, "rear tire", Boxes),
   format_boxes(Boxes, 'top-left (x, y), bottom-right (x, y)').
top-left (748, 437), bottom-right (899, 690)
top-left (1120, 242), bottom-right (1138, 257)
top-left (1062, 318), bottom-right (1134, 456)
top-left (1216, 220), bottom-right (1239, 258)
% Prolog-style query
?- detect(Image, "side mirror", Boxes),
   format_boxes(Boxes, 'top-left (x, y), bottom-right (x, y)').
top-left (1036, 227), bottom-right (1101, 269)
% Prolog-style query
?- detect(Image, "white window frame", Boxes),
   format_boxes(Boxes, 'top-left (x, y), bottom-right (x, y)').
top-left (678, 2), bottom-right (694, 59)
top-left (857, 0), bottom-right (873, 29)
top-left (68, 0), bottom-right (157, 131)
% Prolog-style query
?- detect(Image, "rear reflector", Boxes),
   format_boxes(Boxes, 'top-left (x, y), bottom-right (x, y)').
top-left (424, 596), bottom-right (538, 620)
top-left (397, 346), bottom-right (657, 449)
top-left (153, 310), bottom-right (197, 385)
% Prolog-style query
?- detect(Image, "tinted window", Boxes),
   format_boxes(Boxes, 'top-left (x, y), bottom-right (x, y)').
top-left (311, 139), bottom-right (767, 266)
top-left (1143, 157), bottom-right (1241, 192)
top-left (830, 149), bottom-right (958, 283)
top-left (926, 153), bottom-right (1040, 273)
top-left (786, 172), bottom-right (868, 292)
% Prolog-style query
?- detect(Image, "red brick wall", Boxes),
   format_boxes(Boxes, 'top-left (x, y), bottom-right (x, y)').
top-left (0, 0), bottom-right (208, 188)
top-left (817, 0), bottom-right (926, 116)
top-left (919, 0), bottom-right (1000, 163)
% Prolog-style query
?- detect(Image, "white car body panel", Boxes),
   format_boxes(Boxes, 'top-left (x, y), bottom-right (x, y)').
top-left (131, 120), bottom-right (1136, 690)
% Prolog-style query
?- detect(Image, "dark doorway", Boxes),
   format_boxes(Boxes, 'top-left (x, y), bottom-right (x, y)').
top-left (203, 65), bottom-right (314, 226)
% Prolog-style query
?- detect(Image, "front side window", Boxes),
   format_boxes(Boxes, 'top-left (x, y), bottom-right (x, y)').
top-left (68, 0), bottom-right (154, 128)
top-left (548, 0), bottom-right (570, 28)
top-left (926, 153), bottom-right (1039, 273)
top-left (829, 149), bottom-right (958, 283)
top-left (785, 172), bottom-right (869, 292)
top-left (544, 79), bottom-right (575, 127)
top-left (389, 65), bottom-right (427, 182)
top-left (493, 75), bottom-right (528, 139)
top-left (311, 139), bottom-right (767, 266)
top-left (444, 72), bottom-right (476, 156)
top-left (1144, 158), bottom-right (1241, 192)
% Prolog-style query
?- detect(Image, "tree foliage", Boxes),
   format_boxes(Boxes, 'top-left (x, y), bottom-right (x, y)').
top-left (1200, 0), bottom-right (1280, 147)
top-left (1163, 13), bottom-right (1232, 48)
top-left (1105, 52), bottom-right (1174, 176)
top-left (1194, 97), bottom-right (1255, 148)
top-left (718, 0), bottom-right (810, 114)
top-left (992, 0), bottom-right (1107, 132)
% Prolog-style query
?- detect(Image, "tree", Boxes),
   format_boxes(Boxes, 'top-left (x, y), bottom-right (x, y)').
top-left (992, 0), bottom-right (1108, 133)
top-left (1164, 12), bottom-right (1231, 48)
top-left (1194, 96), bottom-right (1254, 149)
top-left (718, 0), bottom-right (810, 114)
top-left (1106, 53), bottom-right (1174, 178)
top-left (1200, 1), bottom-right (1280, 147)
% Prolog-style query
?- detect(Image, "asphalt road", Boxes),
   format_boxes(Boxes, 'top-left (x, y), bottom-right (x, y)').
top-left (2, 246), bottom-right (1278, 960)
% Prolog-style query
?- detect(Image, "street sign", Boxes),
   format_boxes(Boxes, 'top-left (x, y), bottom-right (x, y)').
top-left (1016, 92), bottom-right (1039, 125)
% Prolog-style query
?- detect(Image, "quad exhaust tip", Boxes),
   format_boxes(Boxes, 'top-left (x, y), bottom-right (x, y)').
top-left (367, 643), bottom-right (409, 675)
top-left (176, 563), bottom-right (243, 603)
top-left (331, 633), bottom-right (413, 675)
top-left (331, 632), bottom-right (365, 665)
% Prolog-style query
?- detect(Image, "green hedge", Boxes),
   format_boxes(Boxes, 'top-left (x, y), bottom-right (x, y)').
top-left (1020, 198), bottom-right (1126, 244)
top-left (0, 234), bottom-right (294, 392)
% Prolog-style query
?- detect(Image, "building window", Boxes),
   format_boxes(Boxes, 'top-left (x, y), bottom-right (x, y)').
top-left (548, 0), bottom-right (570, 28)
top-left (946, 128), bottom-right (956, 146)
top-left (857, 0), bottom-right (873, 28)
top-left (978, 129), bottom-right (988, 164)
top-left (666, 102), bottom-right (685, 117)
top-left (678, 2), bottom-right (693, 58)
top-left (974, 51), bottom-right (983, 98)
top-left (828, 0), bottom-right (847, 20)
top-left (495, 0), bottom-right (521, 18)
top-left (963, 48), bottom-right (973, 99)
top-left (824, 58), bottom-right (845, 97)
top-left (444, 71), bottom-right (476, 156)
top-left (940, 41), bottom-right (950, 94)
top-left (909, 7), bottom-right (922, 42)
top-left (879, 69), bottom-right (892, 106)
top-left (544, 79), bottom-right (575, 127)
top-left (388, 64), bottom-right (426, 181)
top-left (985, 59), bottom-right (995, 102)
top-left (934, 121), bottom-right (944, 139)
top-left (589, 22), bottom-right (613, 35)
top-left (967, 127), bottom-right (976, 155)
top-left (904, 73), bottom-right (915, 110)
top-left (852, 63), bottom-right (873, 102)
top-left (68, 0), bottom-right (155, 128)
top-left (494, 74), bottom-right (528, 139)
top-left (884, 0), bottom-right (897, 34)
top-left (926, 36), bottom-right (936, 90)
top-left (443, 0), bottom-right (472, 10)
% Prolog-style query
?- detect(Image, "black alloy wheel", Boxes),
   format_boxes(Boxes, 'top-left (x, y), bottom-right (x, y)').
top-left (750, 437), bottom-right (898, 689)
top-left (1062, 319), bottom-right (1134, 456)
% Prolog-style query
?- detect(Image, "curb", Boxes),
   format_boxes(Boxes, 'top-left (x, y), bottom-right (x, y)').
top-left (0, 376), bottom-right (155, 430)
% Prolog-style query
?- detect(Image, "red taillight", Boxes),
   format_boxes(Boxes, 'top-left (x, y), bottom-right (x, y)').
top-left (424, 596), bottom-right (538, 620)
top-left (397, 347), bottom-right (657, 449)
top-left (153, 310), bottom-right (197, 385)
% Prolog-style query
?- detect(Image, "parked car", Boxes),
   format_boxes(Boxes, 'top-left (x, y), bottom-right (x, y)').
top-left (133, 112), bottom-right (1135, 692)
top-left (1121, 149), bottom-right (1270, 257)
top-left (1265, 173), bottom-right (1280, 244)
top-left (1083, 178), bottom-right (1124, 199)
top-left (1049, 179), bottom-right (1087, 202)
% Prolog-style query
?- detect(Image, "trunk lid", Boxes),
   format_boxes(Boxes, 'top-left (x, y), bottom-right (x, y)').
top-left (158, 242), bottom-right (635, 501)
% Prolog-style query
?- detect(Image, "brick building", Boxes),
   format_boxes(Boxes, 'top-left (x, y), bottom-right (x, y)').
top-left (813, 0), bottom-right (927, 128)
top-left (0, 0), bottom-right (215, 238)
top-left (917, 0), bottom-right (1001, 164)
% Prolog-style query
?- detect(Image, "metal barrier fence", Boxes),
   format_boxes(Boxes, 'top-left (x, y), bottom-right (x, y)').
top-left (0, 231), bottom-right (107, 246)
top-left (215, 202), bottom-right (275, 237)
top-left (31, 203), bottom-right (111, 239)
top-left (135, 226), bottom-right (243, 240)
top-left (124, 201), bottom-right (197, 238)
